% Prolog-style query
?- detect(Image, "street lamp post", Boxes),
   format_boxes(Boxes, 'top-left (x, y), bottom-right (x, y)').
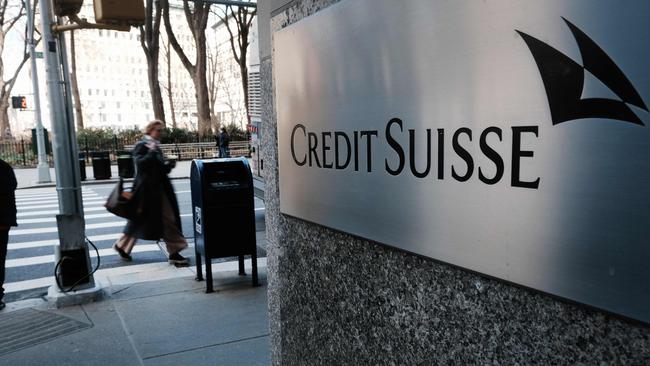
top-left (25, 0), bottom-right (51, 183)
top-left (39, 0), bottom-right (100, 303)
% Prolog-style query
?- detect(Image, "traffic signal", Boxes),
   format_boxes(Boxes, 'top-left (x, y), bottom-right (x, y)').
top-left (53, 0), bottom-right (83, 16)
top-left (94, 0), bottom-right (145, 26)
top-left (11, 96), bottom-right (26, 109)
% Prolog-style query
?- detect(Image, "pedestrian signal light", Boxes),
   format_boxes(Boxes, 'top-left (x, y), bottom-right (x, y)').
top-left (94, 0), bottom-right (145, 26)
top-left (11, 96), bottom-right (26, 109)
top-left (53, 0), bottom-right (83, 16)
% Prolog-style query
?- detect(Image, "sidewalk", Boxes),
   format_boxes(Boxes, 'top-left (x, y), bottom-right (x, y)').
top-left (0, 258), bottom-right (269, 365)
top-left (13, 160), bottom-right (266, 198)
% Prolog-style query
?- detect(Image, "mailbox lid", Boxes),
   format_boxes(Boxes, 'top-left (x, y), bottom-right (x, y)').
top-left (203, 159), bottom-right (252, 190)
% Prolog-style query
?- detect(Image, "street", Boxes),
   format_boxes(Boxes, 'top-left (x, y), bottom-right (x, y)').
top-left (5, 178), bottom-right (266, 303)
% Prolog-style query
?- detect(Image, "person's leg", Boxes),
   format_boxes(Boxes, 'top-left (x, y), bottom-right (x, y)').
top-left (160, 196), bottom-right (189, 265)
top-left (114, 234), bottom-right (136, 261)
top-left (0, 228), bottom-right (9, 307)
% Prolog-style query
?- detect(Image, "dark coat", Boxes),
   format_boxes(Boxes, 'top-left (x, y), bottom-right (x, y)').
top-left (123, 140), bottom-right (181, 240)
top-left (0, 159), bottom-right (17, 227)
top-left (218, 131), bottom-right (230, 147)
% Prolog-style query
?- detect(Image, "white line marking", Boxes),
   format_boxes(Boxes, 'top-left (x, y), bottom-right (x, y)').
top-left (9, 221), bottom-right (125, 236)
top-left (17, 212), bottom-right (119, 225)
top-left (15, 190), bottom-right (96, 198)
top-left (8, 233), bottom-right (123, 250)
top-left (255, 207), bottom-right (265, 211)
top-left (17, 198), bottom-right (106, 210)
top-left (5, 244), bottom-right (162, 268)
top-left (175, 190), bottom-right (191, 194)
top-left (16, 197), bottom-right (103, 206)
top-left (16, 206), bottom-right (106, 217)
top-left (15, 194), bottom-right (99, 203)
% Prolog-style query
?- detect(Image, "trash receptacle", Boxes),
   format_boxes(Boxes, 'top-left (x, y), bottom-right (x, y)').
top-left (91, 151), bottom-right (111, 180)
top-left (190, 158), bottom-right (258, 293)
top-left (79, 153), bottom-right (86, 181)
top-left (117, 150), bottom-right (134, 178)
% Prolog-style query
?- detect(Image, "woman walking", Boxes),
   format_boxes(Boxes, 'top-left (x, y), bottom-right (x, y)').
top-left (113, 120), bottom-right (189, 266)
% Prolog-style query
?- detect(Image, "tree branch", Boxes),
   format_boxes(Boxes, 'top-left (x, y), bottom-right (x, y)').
top-left (161, 0), bottom-right (194, 73)
top-left (139, 26), bottom-right (149, 54)
top-left (219, 6), bottom-right (241, 65)
top-left (0, 0), bottom-right (9, 26)
top-left (4, 2), bottom-right (25, 34)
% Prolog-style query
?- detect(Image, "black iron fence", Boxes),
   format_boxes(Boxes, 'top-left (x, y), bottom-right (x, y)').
top-left (0, 135), bottom-right (251, 168)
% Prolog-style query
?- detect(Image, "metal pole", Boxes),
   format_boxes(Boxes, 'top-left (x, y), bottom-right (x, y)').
top-left (40, 0), bottom-right (83, 216)
top-left (39, 0), bottom-right (95, 293)
top-left (25, 0), bottom-right (51, 183)
top-left (57, 22), bottom-right (84, 217)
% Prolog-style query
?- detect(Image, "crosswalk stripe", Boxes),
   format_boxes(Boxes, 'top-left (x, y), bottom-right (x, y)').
top-left (8, 233), bottom-right (123, 250)
top-left (17, 198), bottom-right (106, 210)
top-left (17, 213), bottom-right (116, 224)
top-left (18, 211), bottom-right (196, 224)
top-left (17, 206), bottom-right (107, 217)
top-left (3, 277), bottom-right (52, 294)
top-left (9, 221), bottom-right (126, 236)
top-left (16, 190), bottom-right (96, 197)
top-left (16, 197), bottom-right (104, 207)
top-left (5, 244), bottom-right (162, 268)
top-left (15, 194), bottom-right (99, 203)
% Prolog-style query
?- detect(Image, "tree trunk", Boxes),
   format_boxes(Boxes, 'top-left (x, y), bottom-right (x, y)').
top-left (240, 56), bottom-right (249, 125)
top-left (166, 40), bottom-right (177, 128)
top-left (194, 28), bottom-right (211, 136)
top-left (0, 98), bottom-right (10, 139)
top-left (147, 55), bottom-right (166, 123)
top-left (161, 0), bottom-right (211, 137)
top-left (141, 0), bottom-right (165, 124)
top-left (70, 31), bottom-right (84, 130)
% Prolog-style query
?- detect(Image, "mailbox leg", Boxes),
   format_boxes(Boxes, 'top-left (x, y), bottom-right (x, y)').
top-left (252, 252), bottom-right (259, 287)
top-left (195, 250), bottom-right (203, 281)
top-left (205, 258), bottom-right (214, 293)
top-left (238, 255), bottom-right (246, 276)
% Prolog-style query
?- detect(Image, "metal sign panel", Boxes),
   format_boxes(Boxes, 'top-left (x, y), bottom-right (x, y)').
top-left (274, 0), bottom-right (650, 323)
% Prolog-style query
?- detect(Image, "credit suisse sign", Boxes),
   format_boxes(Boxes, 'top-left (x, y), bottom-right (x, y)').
top-left (274, 0), bottom-right (650, 323)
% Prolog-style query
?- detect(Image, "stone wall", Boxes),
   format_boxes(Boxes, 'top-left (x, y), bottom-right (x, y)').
top-left (261, 1), bottom-right (650, 364)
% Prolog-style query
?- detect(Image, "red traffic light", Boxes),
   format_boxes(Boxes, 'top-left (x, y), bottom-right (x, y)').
top-left (11, 96), bottom-right (26, 109)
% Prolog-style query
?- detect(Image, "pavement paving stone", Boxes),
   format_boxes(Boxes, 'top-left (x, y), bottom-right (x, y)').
top-left (112, 271), bottom-right (268, 360)
top-left (142, 334), bottom-right (269, 366)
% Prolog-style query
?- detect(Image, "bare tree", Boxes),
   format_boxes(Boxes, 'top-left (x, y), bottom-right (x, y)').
top-left (69, 30), bottom-right (83, 129)
top-left (160, 37), bottom-right (176, 128)
top-left (140, 0), bottom-right (165, 123)
top-left (161, 0), bottom-right (212, 137)
top-left (217, 3), bottom-right (255, 125)
top-left (206, 41), bottom-right (222, 133)
top-left (0, 0), bottom-right (29, 139)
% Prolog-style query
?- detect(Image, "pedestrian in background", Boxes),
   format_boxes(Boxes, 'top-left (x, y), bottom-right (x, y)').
top-left (218, 127), bottom-right (230, 158)
top-left (113, 120), bottom-right (190, 266)
top-left (0, 158), bottom-right (17, 310)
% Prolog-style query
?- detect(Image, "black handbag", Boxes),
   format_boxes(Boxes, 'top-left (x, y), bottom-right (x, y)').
top-left (104, 178), bottom-right (139, 220)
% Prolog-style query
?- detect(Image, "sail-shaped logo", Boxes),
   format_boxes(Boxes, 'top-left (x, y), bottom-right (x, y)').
top-left (517, 18), bottom-right (648, 126)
